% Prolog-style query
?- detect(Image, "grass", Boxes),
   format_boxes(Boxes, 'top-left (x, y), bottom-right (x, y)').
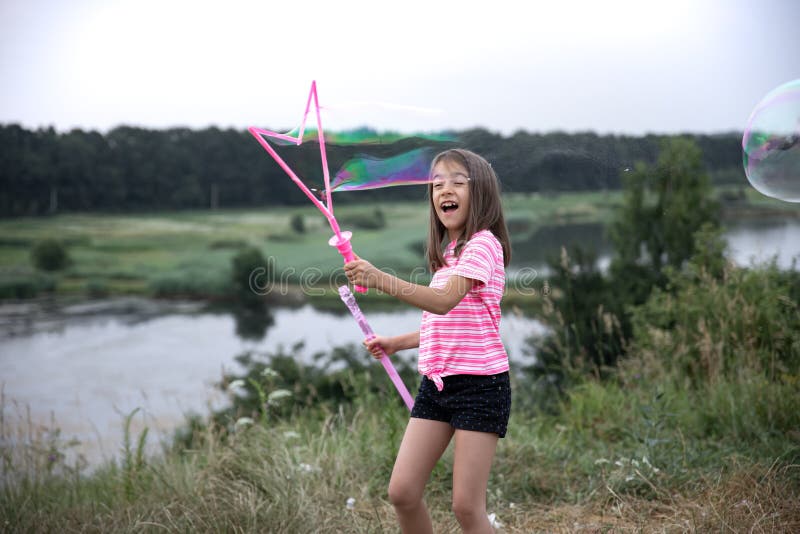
top-left (1, 369), bottom-right (798, 532)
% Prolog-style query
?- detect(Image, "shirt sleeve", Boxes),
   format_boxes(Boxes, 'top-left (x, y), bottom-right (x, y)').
top-left (449, 233), bottom-right (498, 286)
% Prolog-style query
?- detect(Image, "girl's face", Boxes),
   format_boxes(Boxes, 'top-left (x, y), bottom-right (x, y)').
top-left (431, 160), bottom-right (470, 242)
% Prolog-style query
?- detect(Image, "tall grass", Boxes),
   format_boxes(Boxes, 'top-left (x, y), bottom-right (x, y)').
top-left (2, 349), bottom-right (799, 532)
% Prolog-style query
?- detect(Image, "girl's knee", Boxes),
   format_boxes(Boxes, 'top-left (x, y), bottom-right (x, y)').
top-left (388, 480), bottom-right (423, 510)
top-left (452, 496), bottom-right (485, 526)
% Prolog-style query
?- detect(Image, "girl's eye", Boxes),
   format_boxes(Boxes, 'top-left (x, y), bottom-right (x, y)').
top-left (431, 177), bottom-right (468, 189)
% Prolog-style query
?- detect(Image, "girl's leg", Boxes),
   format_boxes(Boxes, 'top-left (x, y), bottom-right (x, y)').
top-left (388, 417), bottom-right (454, 534)
top-left (451, 429), bottom-right (499, 533)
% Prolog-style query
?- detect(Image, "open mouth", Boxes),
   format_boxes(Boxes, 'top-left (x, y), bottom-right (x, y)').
top-left (440, 201), bottom-right (459, 213)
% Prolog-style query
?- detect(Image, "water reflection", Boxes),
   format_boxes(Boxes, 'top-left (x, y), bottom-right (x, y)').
top-left (511, 221), bottom-right (611, 269)
top-left (231, 304), bottom-right (275, 341)
top-left (725, 217), bottom-right (800, 269)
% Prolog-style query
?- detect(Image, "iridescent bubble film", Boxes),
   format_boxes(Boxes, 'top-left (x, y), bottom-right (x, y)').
top-left (270, 125), bottom-right (455, 147)
top-left (331, 148), bottom-right (435, 191)
top-left (742, 79), bottom-right (800, 202)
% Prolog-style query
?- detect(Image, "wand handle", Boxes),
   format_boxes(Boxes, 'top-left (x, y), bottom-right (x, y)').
top-left (329, 232), bottom-right (367, 294)
top-left (338, 286), bottom-right (414, 411)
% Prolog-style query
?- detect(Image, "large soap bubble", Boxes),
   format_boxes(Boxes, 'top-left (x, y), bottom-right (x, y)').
top-left (742, 79), bottom-right (800, 202)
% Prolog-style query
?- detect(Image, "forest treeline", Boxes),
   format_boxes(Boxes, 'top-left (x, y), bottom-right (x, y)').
top-left (0, 123), bottom-right (744, 216)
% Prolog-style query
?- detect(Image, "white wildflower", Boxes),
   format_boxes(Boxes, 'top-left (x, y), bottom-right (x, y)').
top-left (594, 458), bottom-right (610, 465)
top-left (642, 456), bottom-right (660, 473)
top-left (509, 502), bottom-right (516, 509)
top-left (235, 417), bottom-right (254, 427)
top-left (488, 512), bottom-right (503, 529)
top-left (346, 497), bottom-right (356, 510)
top-left (227, 379), bottom-right (246, 392)
top-left (261, 367), bottom-right (279, 379)
top-left (268, 389), bottom-right (292, 405)
top-left (298, 463), bottom-right (319, 474)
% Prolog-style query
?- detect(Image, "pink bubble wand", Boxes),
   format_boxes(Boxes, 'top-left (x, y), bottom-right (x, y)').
top-left (249, 81), bottom-right (413, 407)
top-left (338, 285), bottom-right (414, 411)
top-left (248, 81), bottom-right (366, 293)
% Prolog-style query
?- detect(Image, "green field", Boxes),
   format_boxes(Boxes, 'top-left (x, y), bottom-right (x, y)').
top-left (0, 187), bottom-right (795, 302)
top-left (0, 191), bottom-right (615, 300)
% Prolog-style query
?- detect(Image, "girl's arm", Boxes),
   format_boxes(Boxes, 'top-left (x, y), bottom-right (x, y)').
top-left (388, 330), bottom-right (420, 350)
top-left (364, 331), bottom-right (419, 358)
top-left (344, 259), bottom-right (472, 315)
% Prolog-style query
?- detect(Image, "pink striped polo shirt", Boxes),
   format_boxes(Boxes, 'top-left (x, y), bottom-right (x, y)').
top-left (418, 229), bottom-right (509, 390)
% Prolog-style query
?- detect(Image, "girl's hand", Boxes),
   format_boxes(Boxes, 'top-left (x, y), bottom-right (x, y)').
top-left (363, 335), bottom-right (397, 359)
top-left (344, 256), bottom-right (383, 289)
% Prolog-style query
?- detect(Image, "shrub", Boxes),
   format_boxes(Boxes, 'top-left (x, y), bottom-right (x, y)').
top-left (30, 239), bottom-right (70, 271)
top-left (0, 272), bottom-right (56, 298)
top-left (627, 262), bottom-right (800, 386)
top-left (289, 213), bottom-right (305, 234)
top-left (231, 247), bottom-right (268, 306)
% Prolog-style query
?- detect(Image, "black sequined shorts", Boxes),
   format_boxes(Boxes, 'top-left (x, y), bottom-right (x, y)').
top-left (410, 372), bottom-right (511, 438)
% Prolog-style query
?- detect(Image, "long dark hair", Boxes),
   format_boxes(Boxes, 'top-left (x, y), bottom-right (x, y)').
top-left (425, 148), bottom-right (511, 272)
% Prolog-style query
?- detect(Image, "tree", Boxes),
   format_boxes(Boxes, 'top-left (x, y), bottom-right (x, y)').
top-left (0, 124), bottom-right (744, 216)
top-left (609, 137), bottom-right (719, 276)
top-left (529, 246), bottom-right (626, 391)
top-left (31, 239), bottom-right (70, 271)
top-left (531, 137), bottom-right (722, 387)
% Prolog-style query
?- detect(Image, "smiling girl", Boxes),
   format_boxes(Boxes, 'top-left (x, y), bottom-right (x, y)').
top-left (344, 148), bottom-right (511, 533)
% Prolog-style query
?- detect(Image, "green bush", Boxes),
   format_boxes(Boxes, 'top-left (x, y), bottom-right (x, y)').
top-left (0, 272), bottom-right (56, 298)
top-left (231, 247), bottom-right (268, 306)
top-left (213, 343), bottom-right (417, 429)
top-left (30, 239), bottom-right (70, 271)
top-left (289, 213), bottom-right (305, 234)
top-left (627, 262), bottom-right (800, 386)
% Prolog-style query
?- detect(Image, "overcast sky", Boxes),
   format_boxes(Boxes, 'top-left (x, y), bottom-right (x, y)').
top-left (1, 0), bottom-right (798, 136)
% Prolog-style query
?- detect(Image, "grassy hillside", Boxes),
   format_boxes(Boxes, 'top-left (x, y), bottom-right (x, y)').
top-left (2, 361), bottom-right (798, 532)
